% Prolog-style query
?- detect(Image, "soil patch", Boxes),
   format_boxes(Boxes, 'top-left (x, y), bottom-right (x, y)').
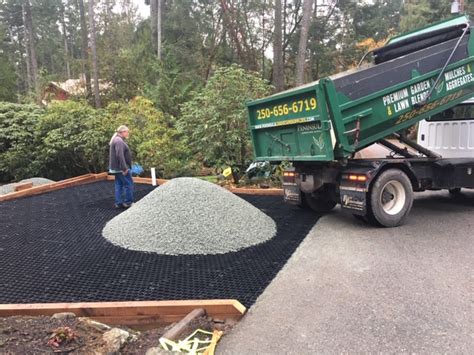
top-left (0, 315), bottom-right (228, 354)
top-left (0, 316), bottom-right (104, 353)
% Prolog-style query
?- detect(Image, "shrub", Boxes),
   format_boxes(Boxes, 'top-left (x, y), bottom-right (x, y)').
top-left (179, 65), bottom-right (272, 182)
top-left (35, 100), bottom-right (106, 180)
top-left (0, 102), bottom-right (44, 182)
top-left (103, 97), bottom-right (197, 178)
top-left (0, 98), bottom-right (196, 182)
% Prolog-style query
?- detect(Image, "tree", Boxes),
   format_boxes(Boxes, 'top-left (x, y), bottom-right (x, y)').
top-left (400, 0), bottom-right (449, 32)
top-left (295, 0), bottom-right (313, 86)
top-left (149, 0), bottom-right (157, 54)
top-left (273, 0), bottom-right (284, 91)
top-left (22, 0), bottom-right (39, 100)
top-left (58, 0), bottom-right (71, 78)
top-left (88, 0), bottom-right (101, 107)
top-left (157, 0), bottom-right (162, 59)
top-left (179, 65), bottom-right (272, 182)
top-left (78, 0), bottom-right (92, 97)
top-left (147, 0), bottom-right (162, 58)
top-left (0, 28), bottom-right (17, 102)
top-left (0, 56), bottom-right (16, 102)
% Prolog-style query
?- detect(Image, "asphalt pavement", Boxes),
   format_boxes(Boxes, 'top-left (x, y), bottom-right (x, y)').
top-left (219, 190), bottom-right (474, 354)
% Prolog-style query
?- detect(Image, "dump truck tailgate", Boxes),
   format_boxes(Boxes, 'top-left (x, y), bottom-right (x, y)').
top-left (247, 84), bottom-right (335, 161)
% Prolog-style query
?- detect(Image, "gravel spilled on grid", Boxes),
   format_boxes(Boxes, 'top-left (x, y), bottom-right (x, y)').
top-left (0, 177), bottom-right (55, 195)
top-left (102, 177), bottom-right (277, 255)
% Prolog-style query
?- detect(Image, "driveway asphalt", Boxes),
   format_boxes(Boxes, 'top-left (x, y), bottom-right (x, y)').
top-left (219, 190), bottom-right (474, 354)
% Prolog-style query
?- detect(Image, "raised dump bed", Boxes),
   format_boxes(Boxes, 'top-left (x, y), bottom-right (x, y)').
top-left (248, 15), bottom-right (474, 162)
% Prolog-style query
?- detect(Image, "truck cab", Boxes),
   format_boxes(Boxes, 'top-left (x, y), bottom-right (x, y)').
top-left (418, 98), bottom-right (474, 158)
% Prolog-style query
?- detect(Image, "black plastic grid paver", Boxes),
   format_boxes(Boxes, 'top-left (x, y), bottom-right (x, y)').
top-left (0, 181), bottom-right (318, 307)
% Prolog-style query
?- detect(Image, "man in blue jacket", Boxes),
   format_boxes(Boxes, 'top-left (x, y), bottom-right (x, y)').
top-left (109, 125), bottom-right (134, 208)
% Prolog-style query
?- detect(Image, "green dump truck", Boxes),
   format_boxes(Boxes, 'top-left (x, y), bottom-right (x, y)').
top-left (247, 15), bottom-right (474, 227)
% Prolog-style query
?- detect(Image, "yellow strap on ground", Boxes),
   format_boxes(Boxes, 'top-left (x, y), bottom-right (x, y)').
top-left (159, 329), bottom-right (221, 354)
top-left (203, 330), bottom-right (223, 355)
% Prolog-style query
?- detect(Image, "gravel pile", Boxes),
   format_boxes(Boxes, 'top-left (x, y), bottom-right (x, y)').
top-left (102, 177), bottom-right (277, 255)
top-left (0, 177), bottom-right (54, 195)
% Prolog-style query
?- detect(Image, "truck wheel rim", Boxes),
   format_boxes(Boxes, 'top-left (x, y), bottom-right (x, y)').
top-left (380, 180), bottom-right (405, 215)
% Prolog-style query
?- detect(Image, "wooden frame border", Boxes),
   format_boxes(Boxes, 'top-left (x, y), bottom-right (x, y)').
top-left (0, 172), bottom-right (283, 202)
top-left (108, 175), bottom-right (284, 196)
top-left (106, 175), bottom-right (169, 186)
top-left (0, 173), bottom-right (108, 202)
top-left (228, 187), bottom-right (283, 196)
top-left (0, 300), bottom-right (246, 328)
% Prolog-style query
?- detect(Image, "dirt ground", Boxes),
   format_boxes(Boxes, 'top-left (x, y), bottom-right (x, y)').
top-left (0, 315), bottom-right (227, 354)
top-left (0, 316), bottom-right (105, 353)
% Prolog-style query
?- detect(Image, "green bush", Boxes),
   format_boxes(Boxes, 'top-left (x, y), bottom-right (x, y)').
top-left (0, 65), bottom-right (270, 182)
top-left (35, 100), bottom-right (106, 180)
top-left (103, 97), bottom-right (197, 178)
top-left (0, 102), bottom-right (44, 182)
top-left (179, 65), bottom-right (272, 182)
top-left (0, 98), bottom-right (197, 182)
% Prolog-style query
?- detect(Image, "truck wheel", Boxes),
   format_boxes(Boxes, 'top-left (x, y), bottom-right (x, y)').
top-left (369, 169), bottom-right (413, 227)
top-left (304, 192), bottom-right (337, 213)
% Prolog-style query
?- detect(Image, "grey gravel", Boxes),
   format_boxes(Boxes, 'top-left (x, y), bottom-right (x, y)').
top-left (0, 177), bottom-right (54, 195)
top-left (102, 177), bottom-right (277, 255)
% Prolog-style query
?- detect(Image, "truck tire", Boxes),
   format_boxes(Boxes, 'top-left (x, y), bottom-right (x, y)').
top-left (369, 169), bottom-right (413, 227)
top-left (304, 192), bottom-right (337, 213)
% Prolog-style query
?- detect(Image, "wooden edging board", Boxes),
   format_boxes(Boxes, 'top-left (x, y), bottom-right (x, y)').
top-left (0, 300), bottom-right (246, 328)
top-left (0, 172), bottom-right (282, 202)
top-left (106, 175), bottom-right (169, 186)
top-left (0, 173), bottom-right (108, 202)
top-left (107, 175), bottom-right (284, 196)
top-left (228, 187), bottom-right (283, 196)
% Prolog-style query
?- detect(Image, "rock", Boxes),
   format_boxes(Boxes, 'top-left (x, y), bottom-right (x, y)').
top-left (51, 312), bottom-right (76, 320)
top-left (102, 328), bottom-right (132, 354)
top-left (213, 318), bottom-right (225, 323)
top-left (81, 318), bottom-right (111, 331)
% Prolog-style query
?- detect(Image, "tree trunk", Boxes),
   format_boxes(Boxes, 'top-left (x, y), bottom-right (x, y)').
top-left (295, 0), bottom-right (313, 86)
top-left (150, 0), bottom-right (157, 54)
top-left (157, 0), bottom-right (162, 59)
top-left (21, 5), bottom-right (31, 91)
top-left (23, 1), bottom-right (39, 101)
top-left (283, 0), bottom-right (287, 64)
top-left (59, 0), bottom-right (71, 79)
top-left (88, 0), bottom-right (101, 108)
top-left (78, 0), bottom-right (92, 97)
top-left (272, 0), bottom-right (284, 92)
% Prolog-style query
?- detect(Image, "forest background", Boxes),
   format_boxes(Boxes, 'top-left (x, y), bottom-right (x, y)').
top-left (0, 0), bottom-right (471, 182)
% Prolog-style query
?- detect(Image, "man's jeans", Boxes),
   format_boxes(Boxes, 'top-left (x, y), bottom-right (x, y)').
top-left (115, 171), bottom-right (134, 205)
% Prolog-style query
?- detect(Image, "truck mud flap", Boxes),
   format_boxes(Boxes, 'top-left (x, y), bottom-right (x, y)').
top-left (283, 184), bottom-right (302, 205)
top-left (340, 188), bottom-right (367, 215)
